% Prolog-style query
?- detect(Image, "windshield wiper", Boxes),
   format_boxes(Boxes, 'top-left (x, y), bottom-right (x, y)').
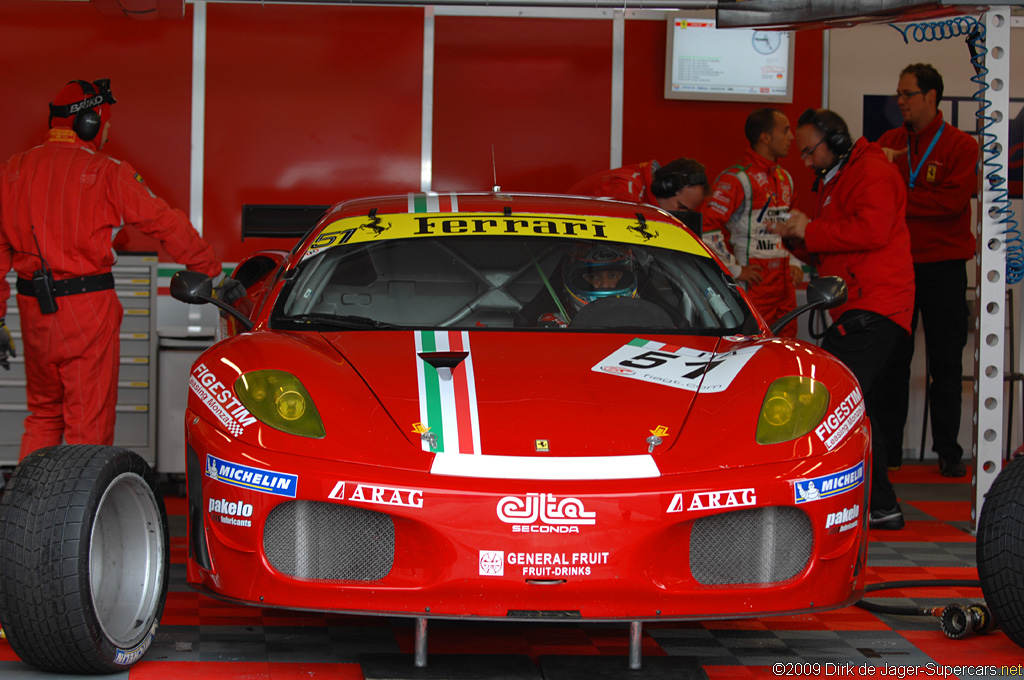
top-left (286, 313), bottom-right (399, 329)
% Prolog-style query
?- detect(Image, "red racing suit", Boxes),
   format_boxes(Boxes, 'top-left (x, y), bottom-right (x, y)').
top-left (0, 127), bottom-right (222, 459)
top-left (876, 111), bottom-right (977, 263)
top-left (701, 150), bottom-right (800, 336)
top-left (568, 161), bottom-right (658, 205)
top-left (786, 137), bottom-right (915, 333)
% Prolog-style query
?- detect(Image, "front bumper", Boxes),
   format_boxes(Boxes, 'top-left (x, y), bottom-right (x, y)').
top-left (185, 411), bottom-right (870, 621)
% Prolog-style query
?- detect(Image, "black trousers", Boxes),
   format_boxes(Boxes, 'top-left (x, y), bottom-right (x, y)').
top-left (874, 260), bottom-right (969, 467)
top-left (822, 310), bottom-right (908, 511)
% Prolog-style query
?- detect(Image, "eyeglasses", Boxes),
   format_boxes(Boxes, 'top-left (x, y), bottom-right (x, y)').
top-left (893, 90), bottom-right (923, 101)
top-left (800, 139), bottom-right (825, 158)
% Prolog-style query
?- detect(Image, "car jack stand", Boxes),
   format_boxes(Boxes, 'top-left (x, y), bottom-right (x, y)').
top-left (629, 621), bottom-right (642, 670)
top-left (414, 617), bottom-right (428, 668)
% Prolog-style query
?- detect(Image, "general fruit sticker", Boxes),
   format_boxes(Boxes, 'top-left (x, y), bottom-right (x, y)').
top-left (593, 338), bottom-right (759, 392)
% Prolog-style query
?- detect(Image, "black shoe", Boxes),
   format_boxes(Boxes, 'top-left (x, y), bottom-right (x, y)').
top-left (869, 503), bottom-right (905, 530)
top-left (938, 459), bottom-right (967, 478)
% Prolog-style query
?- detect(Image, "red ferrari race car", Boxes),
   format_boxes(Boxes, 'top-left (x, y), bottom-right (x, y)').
top-left (2, 192), bottom-right (879, 673)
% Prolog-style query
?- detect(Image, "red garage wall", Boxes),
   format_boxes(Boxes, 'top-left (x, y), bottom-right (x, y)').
top-left (204, 4), bottom-right (424, 260)
top-left (0, 2), bottom-right (195, 255)
top-left (0, 3), bottom-right (825, 262)
top-left (433, 16), bottom-right (612, 194)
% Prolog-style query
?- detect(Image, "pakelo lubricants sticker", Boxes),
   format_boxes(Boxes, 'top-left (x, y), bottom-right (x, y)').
top-left (814, 386), bottom-right (864, 450)
top-left (190, 363), bottom-right (256, 437)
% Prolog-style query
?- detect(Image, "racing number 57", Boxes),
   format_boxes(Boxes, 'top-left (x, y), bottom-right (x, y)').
top-left (619, 350), bottom-right (721, 380)
top-left (620, 351), bottom-right (677, 370)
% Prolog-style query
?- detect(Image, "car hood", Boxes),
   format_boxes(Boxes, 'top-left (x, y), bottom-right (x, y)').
top-left (325, 330), bottom-right (727, 460)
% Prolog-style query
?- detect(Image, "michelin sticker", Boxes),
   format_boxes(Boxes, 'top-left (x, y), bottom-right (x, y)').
top-left (190, 363), bottom-right (256, 437)
top-left (815, 386), bottom-right (865, 450)
top-left (113, 625), bottom-right (155, 665)
top-left (206, 454), bottom-right (298, 498)
top-left (794, 462), bottom-right (864, 504)
top-left (593, 338), bottom-right (759, 393)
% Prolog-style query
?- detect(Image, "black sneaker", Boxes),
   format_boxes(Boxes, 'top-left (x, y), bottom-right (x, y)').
top-left (869, 503), bottom-right (905, 530)
top-left (938, 459), bottom-right (967, 478)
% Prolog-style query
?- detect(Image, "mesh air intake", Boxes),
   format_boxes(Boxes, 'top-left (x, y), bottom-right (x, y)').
top-left (690, 506), bottom-right (811, 585)
top-left (263, 500), bottom-right (394, 581)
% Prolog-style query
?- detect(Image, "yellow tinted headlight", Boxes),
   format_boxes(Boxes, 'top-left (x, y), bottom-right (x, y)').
top-left (234, 370), bottom-right (325, 438)
top-left (756, 376), bottom-right (829, 445)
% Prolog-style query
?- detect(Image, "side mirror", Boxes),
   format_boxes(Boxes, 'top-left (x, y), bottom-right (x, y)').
top-left (169, 271), bottom-right (255, 332)
top-left (805, 275), bottom-right (848, 310)
top-left (169, 270), bottom-right (214, 304)
top-left (769, 275), bottom-right (847, 336)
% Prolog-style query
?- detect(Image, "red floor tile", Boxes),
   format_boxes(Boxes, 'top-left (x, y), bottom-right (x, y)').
top-left (899, 629), bottom-right (1024, 666)
top-left (906, 500), bottom-right (973, 522)
top-left (130, 661), bottom-right (364, 679)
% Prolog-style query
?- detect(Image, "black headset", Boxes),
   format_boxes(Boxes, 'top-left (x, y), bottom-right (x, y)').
top-left (651, 169), bottom-right (708, 199)
top-left (48, 79), bottom-right (116, 141)
top-left (797, 108), bottom-right (853, 157)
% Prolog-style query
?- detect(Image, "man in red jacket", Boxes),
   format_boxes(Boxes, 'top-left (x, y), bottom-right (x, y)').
top-left (702, 108), bottom-right (803, 337)
top-left (772, 108), bottom-right (915, 530)
top-left (0, 78), bottom-right (242, 460)
top-left (874, 64), bottom-right (977, 478)
top-left (569, 157), bottom-right (710, 212)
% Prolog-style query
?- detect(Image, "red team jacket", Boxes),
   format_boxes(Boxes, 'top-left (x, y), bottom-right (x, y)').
top-left (0, 127), bottom-right (220, 314)
top-left (568, 161), bottom-right (659, 205)
top-left (789, 138), bottom-right (915, 334)
top-left (876, 111), bottom-right (977, 263)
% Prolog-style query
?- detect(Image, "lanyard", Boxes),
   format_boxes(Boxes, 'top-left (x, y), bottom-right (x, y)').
top-left (907, 121), bottom-right (944, 189)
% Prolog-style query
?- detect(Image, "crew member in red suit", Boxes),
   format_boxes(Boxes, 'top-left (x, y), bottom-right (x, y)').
top-left (701, 108), bottom-right (804, 337)
top-left (771, 109), bottom-right (915, 531)
top-left (569, 157), bottom-right (710, 212)
top-left (0, 78), bottom-right (244, 460)
top-left (874, 64), bottom-right (977, 478)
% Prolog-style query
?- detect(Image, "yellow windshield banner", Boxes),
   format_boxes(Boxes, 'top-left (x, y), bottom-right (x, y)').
top-left (302, 212), bottom-right (710, 260)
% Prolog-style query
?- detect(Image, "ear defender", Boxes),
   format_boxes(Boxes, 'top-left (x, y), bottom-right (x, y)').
top-left (48, 79), bottom-right (114, 142)
top-left (798, 108), bottom-right (853, 157)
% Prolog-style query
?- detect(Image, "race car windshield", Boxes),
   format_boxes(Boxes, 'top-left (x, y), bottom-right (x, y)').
top-left (273, 235), bottom-right (757, 334)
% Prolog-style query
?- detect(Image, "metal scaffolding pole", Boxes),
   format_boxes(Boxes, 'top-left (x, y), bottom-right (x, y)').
top-left (972, 7), bottom-right (1011, 531)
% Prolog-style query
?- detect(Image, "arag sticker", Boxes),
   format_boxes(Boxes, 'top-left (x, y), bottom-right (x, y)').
top-left (667, 487), bottom-right (756, 513)
top-left (593, 338), bottom-right (759, 393)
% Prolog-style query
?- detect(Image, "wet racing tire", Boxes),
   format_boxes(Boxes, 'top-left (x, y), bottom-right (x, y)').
top-left (0, 445), bottom-right (169, 673)
top-left (977, 455), bottom-right (1024, 648)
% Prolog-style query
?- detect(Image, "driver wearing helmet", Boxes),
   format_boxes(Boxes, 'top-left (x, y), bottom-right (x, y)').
top-left (515, 242), bottom-right (639, 328)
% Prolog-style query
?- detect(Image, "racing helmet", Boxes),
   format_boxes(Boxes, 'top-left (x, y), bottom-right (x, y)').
top-left (563, 242), bottom-right (638, 312)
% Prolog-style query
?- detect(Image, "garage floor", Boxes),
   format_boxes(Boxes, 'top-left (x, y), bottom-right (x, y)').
top-left (2, 461), bottom-right (1022, 679)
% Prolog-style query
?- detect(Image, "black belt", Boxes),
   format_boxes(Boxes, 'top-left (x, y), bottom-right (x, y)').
top-left (17, 272), bottom-right (115, 298)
